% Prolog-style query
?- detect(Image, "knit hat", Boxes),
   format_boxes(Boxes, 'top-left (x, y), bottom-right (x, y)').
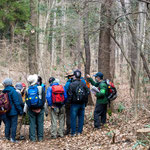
top-left (15, 82), bottom-right (23, 90)
top-left (22, 83), bottom-right (26, 87)
top-left (49, 77), bottom-right (55, 84)
top-left (0, 83), bottom-right (4, 91)
top-left (74, 69), bottom-right (81, 79)
top-left (2, 78), bottom-right (13, 87)
top-left (27, 74), bottom-right (38, 86)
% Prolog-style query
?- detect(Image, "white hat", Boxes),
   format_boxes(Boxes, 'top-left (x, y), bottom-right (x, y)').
top-left (0, 83), bottom-right (4, 91)
top-left (27, 74), bottom-right (38, 86)
top-left (53, 79), bottom-right (60, 84)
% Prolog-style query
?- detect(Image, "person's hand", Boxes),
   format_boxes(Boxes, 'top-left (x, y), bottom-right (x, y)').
top-left (87, 74), bottom-right (91, 78)
top-left (51, 106), bottom-right (54, 108)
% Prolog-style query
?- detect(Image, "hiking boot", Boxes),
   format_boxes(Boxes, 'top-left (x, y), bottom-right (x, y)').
top-left (58, 135), bottom-right (64, 138)
top-left (51, 136), bottom-right (57, 139)
top-left (10, 138), bottom-right (18, 143)
top-left (71, 134), bottom-right (76, 137)
top-left (38, 138), bottom-right (43, 142)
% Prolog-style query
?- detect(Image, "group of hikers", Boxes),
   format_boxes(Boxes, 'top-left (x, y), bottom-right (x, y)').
top-left (0, 69), bottom-right (117, 143)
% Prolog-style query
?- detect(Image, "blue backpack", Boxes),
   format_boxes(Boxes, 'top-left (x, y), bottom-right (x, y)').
top-left (26, 85), bottom-right (43, 108)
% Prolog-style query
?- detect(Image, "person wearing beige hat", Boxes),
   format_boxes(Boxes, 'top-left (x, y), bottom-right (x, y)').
top-left (64, 70), bottom-right (74, 135)
top-left (25, 74), bottom-right (45, 142)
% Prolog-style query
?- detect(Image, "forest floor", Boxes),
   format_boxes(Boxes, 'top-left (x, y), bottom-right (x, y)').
top-left (0, 83), bottom-right (150, 150)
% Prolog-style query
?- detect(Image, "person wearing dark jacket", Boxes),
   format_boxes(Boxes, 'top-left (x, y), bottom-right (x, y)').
top-left (64, 70), bottom-right (74, 135)
top-left (25, 74), bottom-right (45, 142)
top-left (68, 70), bottom-right (89, 136)
top-left (2, 78), bottom-right (23, 143)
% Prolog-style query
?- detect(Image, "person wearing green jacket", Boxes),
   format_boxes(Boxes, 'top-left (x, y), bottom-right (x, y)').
top-left (87, 72), bottom-right (108, 129)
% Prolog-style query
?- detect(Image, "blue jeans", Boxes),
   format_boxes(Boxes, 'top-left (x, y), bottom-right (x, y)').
top-left (5, 115), bottom-right (18, 140)
top-left (0, 114), bottom-right (7, 126)
top-left (70, 104), bottom-right (85, 135)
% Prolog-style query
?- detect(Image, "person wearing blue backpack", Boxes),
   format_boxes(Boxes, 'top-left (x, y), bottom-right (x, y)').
top-left (25, 74), bottom-right (45, 142)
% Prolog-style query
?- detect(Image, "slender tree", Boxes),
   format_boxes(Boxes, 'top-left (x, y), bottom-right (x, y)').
top-left (28, 0), bottom-right (38, 74)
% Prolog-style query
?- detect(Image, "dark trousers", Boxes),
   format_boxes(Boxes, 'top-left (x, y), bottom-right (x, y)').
top-left (0, 114), bottom-right (7, 126)
top-left (94, 103), bottom-right (107, 128)
top-left (28, 109), bottom-right (44, 141)
top-left (70, 104), bottom-right (85, 135)
top-left (65, 104), bottom-right (71, 134)
top-left (5, 115), bottom-right (18, 140)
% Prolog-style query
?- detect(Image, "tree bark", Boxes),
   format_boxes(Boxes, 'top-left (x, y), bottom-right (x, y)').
top-left (83, 1), bottom-right (93, 106)
top-left (98, 0), bottom-right (112, 80)
top-left (28, 0), bottom-right (38, 74)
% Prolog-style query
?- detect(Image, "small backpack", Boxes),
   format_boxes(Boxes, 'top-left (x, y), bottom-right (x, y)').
top-left (75, 82), bottom-right (86, 102)
top-left (52, 85), bottom-right (65, 104)
top-left (105, 79), bottom-right (117, 101)
top-left (26, 85), bottom-right (43, 108)
top-left (0, 93), bottom-right (11, 115)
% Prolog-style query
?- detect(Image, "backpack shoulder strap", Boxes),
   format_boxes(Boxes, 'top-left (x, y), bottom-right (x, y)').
top-left (37, 86), bottom-right (42, 94)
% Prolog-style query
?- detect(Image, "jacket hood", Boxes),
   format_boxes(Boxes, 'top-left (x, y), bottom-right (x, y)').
top-left (3, 86), bottom-right (15, 93)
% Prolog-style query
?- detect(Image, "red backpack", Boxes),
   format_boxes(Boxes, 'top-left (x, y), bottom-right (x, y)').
top-left (105, 79), bottom-right (117, 101)
top-left (52, 85), bottom-right (65, 104)
top-left (0, 93), bottom-right (11, 115)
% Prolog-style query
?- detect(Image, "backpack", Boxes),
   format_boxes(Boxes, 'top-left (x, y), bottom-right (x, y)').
top-left (75, 82), bottom-right (86, 102)
top-left (104, 79), bottom-right (117, 101)
top-left (52, 85), bottom-right (65, 104)
top-left (26, 85), bottom-right (43, 108)
top-left (0, 93), bottom-right (11, 115)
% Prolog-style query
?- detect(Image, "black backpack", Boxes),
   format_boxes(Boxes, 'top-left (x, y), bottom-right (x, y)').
top-left (75, 82), bottom-right (86, 102)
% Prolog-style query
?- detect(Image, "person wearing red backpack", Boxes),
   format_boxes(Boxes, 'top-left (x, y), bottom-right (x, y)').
top-left (46, 78), bottom-right (67, 139)
top-left (87, 72), bottom-right (108, 129)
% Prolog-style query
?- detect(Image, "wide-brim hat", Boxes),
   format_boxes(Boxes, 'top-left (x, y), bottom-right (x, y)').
top-left (27, 74), bottom-right (38, 86)
top-left (65, 70), bottom-right (74, 77)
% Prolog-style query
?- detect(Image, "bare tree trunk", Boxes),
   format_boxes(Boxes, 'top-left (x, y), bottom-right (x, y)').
top-left (28, 0), bottom-right (38, 74)
top-left (83, 1), bottom-right (93, 106)
top-left (98, 0), bottom-right (112, 80)
top-left (134, 1), bottom-right (147, 116)
top-left (83, 2), bottom-right (91, 77)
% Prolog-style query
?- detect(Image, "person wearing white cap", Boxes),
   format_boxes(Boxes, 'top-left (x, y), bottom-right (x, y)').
top-left (25, 74), bottom-right (45, 142)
